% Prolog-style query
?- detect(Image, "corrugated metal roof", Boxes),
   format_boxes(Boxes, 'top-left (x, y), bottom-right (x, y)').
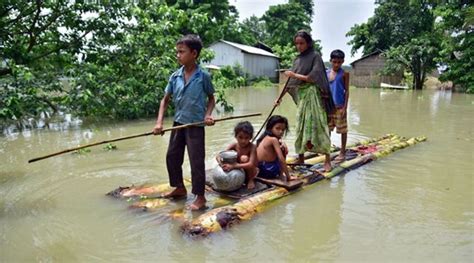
top-left (217, 40), bottom-right (279, 58)
top-left (350, 49), bottom-right (383, 65)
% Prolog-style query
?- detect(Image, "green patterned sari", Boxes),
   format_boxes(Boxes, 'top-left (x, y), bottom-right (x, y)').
top-left (294, 83), bottom-right (331, 154)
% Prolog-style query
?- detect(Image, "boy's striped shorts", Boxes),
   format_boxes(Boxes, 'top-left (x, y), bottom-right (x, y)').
top-left (328, 107), bottom-right (348, 134)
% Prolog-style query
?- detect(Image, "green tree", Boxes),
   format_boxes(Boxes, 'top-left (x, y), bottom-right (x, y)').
top-left (261, 3), bottom-right (312, 47)
top-left (66, 3), bottom-right (234, 119)
top-left (434, 1), bottom-right (473, 93)
top-left (165, 0), bottom-right (243, 45)
top-left (384, 33), bottom-right (441, 89)
top-left (65, 4), bottom-right (194, 119)
top-left (0, 1), bottom-right (237, 127)
top-left (0, 0), bottom-right (129, 123)
top-left (289, 0), bottom-right (314, 19)
top-left (347, 0), bottom-right (439, 89)
top-left (239, 15), bottom-right (269, 46)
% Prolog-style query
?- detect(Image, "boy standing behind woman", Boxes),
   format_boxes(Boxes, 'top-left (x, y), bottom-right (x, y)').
top-left (327, 49), bottom-right (349, 161)
top-left (153, 34), bottom-right (215, 210)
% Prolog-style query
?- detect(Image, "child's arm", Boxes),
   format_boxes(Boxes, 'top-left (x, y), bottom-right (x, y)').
top-left (216, 143), bottom-right (237, 166)
top-left (229, 144), bottom-right (258, 170)
top-left (204, 94), bottom-right (215, 126)
top-left (280, 141), bottom-right (289, 157)
top-left (152, 93), bottom-right (171, 135)
top-left (249, 144), bottom-right (258, 168)
top-left (271, 138), bottom-right (291, 180)
top-left (343, 72), bottom-right (350, 114)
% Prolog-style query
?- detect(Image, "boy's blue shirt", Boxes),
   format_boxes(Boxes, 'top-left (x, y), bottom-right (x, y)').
top-left (165, 65), bottom-right (214, 124)
top-left (326, 68), bottom-right (346, 107)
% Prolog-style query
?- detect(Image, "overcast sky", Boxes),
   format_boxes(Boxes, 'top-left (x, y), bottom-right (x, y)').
top-left (231, 0), bottom-right (375, 63)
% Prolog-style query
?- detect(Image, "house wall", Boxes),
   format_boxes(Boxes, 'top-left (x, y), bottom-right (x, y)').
top-left (351, 54), bottom-right (403, 87)
top-left (243, 53), bottom-right (279, 81)
top-left (208, 42), bottom-right (279, 81)
top-left (208, 42), bottom-right (244, 68)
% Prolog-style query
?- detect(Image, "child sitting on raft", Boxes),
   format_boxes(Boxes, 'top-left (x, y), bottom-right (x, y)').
top-left (256, 115), bottom-right (297, 182)
top-left (216, 121), bottom-right (258, 189)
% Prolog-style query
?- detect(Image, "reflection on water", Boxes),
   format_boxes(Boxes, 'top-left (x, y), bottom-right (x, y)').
top-left (1, 87), bottom-right (473, 261)
top-left (2, 112), bottom-right (84, 136)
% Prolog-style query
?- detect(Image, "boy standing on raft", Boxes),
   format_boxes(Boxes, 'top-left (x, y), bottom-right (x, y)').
top-left (327, 49), bottom-right (350, 161)
top-left (152, 34), bottom-right (215, 210)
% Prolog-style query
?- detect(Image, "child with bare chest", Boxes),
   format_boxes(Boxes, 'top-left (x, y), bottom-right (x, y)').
top-left (256, 115), bottom-right (297, 182)
top-left (216, 121), bottom-right (258, 189)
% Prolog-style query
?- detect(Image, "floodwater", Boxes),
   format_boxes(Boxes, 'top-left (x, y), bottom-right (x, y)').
top-left (1, 86), bottom-right (473, 262)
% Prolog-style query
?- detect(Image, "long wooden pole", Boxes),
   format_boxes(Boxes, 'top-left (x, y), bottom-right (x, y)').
top-left (28, 113), bottom-right (262, 163)
top-left (252, 77), bottom-right (291, 142)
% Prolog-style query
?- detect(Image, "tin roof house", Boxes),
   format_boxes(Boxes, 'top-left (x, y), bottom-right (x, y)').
top-left (207, 40), bottom-right (280, 81)
top-left (350, 50), bottom-right (403, 88)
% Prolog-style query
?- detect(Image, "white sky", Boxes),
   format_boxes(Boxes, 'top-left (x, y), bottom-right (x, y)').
top-left (231, 0), bottom-right (375, 63)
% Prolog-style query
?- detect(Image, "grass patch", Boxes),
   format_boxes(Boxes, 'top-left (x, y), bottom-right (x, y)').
top-left (250, 77), bottom-right (275, 89)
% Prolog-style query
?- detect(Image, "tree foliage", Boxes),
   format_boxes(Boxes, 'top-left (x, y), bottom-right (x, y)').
top-left (435, 1), bottom-right (473, 93)
top-left (0, 1), bottom-right (242, 126)
top-left (239, 15), bottom-right (269, 46)
top-left (347, 0), bottom-right (440, 90)
top-left (347, 0), bottom-right (473, 92)
top-left (384, 33), bottom-right (441, 89)
top-left (1, 0), bottom-right (130, 122)
top-left (0, 0), bottom-right (325, 128)
top-left (347, 0), bottom-right (434, 56)
top-left (164, 0), bottom-right (245, 45)
top-left (289, 0), bottom-right (314, 19)
top-left (261, 3), bottom-right (312, 47)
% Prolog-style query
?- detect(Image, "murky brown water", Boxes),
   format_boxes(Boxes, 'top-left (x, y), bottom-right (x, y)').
top-left (1, 87), bottom-right (473, 262)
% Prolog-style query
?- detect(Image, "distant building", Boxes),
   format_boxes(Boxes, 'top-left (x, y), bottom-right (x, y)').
top-left (207, 40), bottom-right (280, 81)
top-left (350, 50), bottom-right (403, 87)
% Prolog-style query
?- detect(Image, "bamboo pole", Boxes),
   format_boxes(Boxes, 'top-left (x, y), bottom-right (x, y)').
top-left (252, 78), bottom-right (291, 142)
top-left (28, 113), bottom-right (262, 163)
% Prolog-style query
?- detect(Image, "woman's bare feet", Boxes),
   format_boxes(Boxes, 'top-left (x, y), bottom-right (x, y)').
top-left (161, 187), bottom-right (187, 199)
top-left (323, 162), bottom-right (332, 172)
top-left (334, 153), bottom-right (346, 162)
top-left (187, 195), bottom-right (206, 210)
top-left (323, 154), bottom-right (332, 172)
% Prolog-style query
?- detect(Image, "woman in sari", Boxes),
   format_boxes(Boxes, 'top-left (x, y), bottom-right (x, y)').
top-left (276, 30), bottom-right (335, 171)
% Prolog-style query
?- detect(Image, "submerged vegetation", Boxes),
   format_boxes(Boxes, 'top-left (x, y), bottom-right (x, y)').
top-left (250, 77), bottom-right (275, 89)
top-left (103, 143), bottom-right (117, 151)
top-left (347, 0), bottom-right (473, 92)
top-left (1, 0), bottom-right (471, 131)
top-left (0, 1), bottom-right (314, 129)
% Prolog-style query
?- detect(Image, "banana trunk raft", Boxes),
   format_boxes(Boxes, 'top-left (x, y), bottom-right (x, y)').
top-left (106, 134), bottom-right (395, 211)
top-left (105, 134), bottom-right (426, 236)
top-left (181, 135), bottom-right (426, 237)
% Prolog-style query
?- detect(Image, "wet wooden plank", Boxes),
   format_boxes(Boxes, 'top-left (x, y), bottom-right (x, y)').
top-left (205, 181), bottom-right (270, 199)
top-left (254, 177), bottom-right (303, 191)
